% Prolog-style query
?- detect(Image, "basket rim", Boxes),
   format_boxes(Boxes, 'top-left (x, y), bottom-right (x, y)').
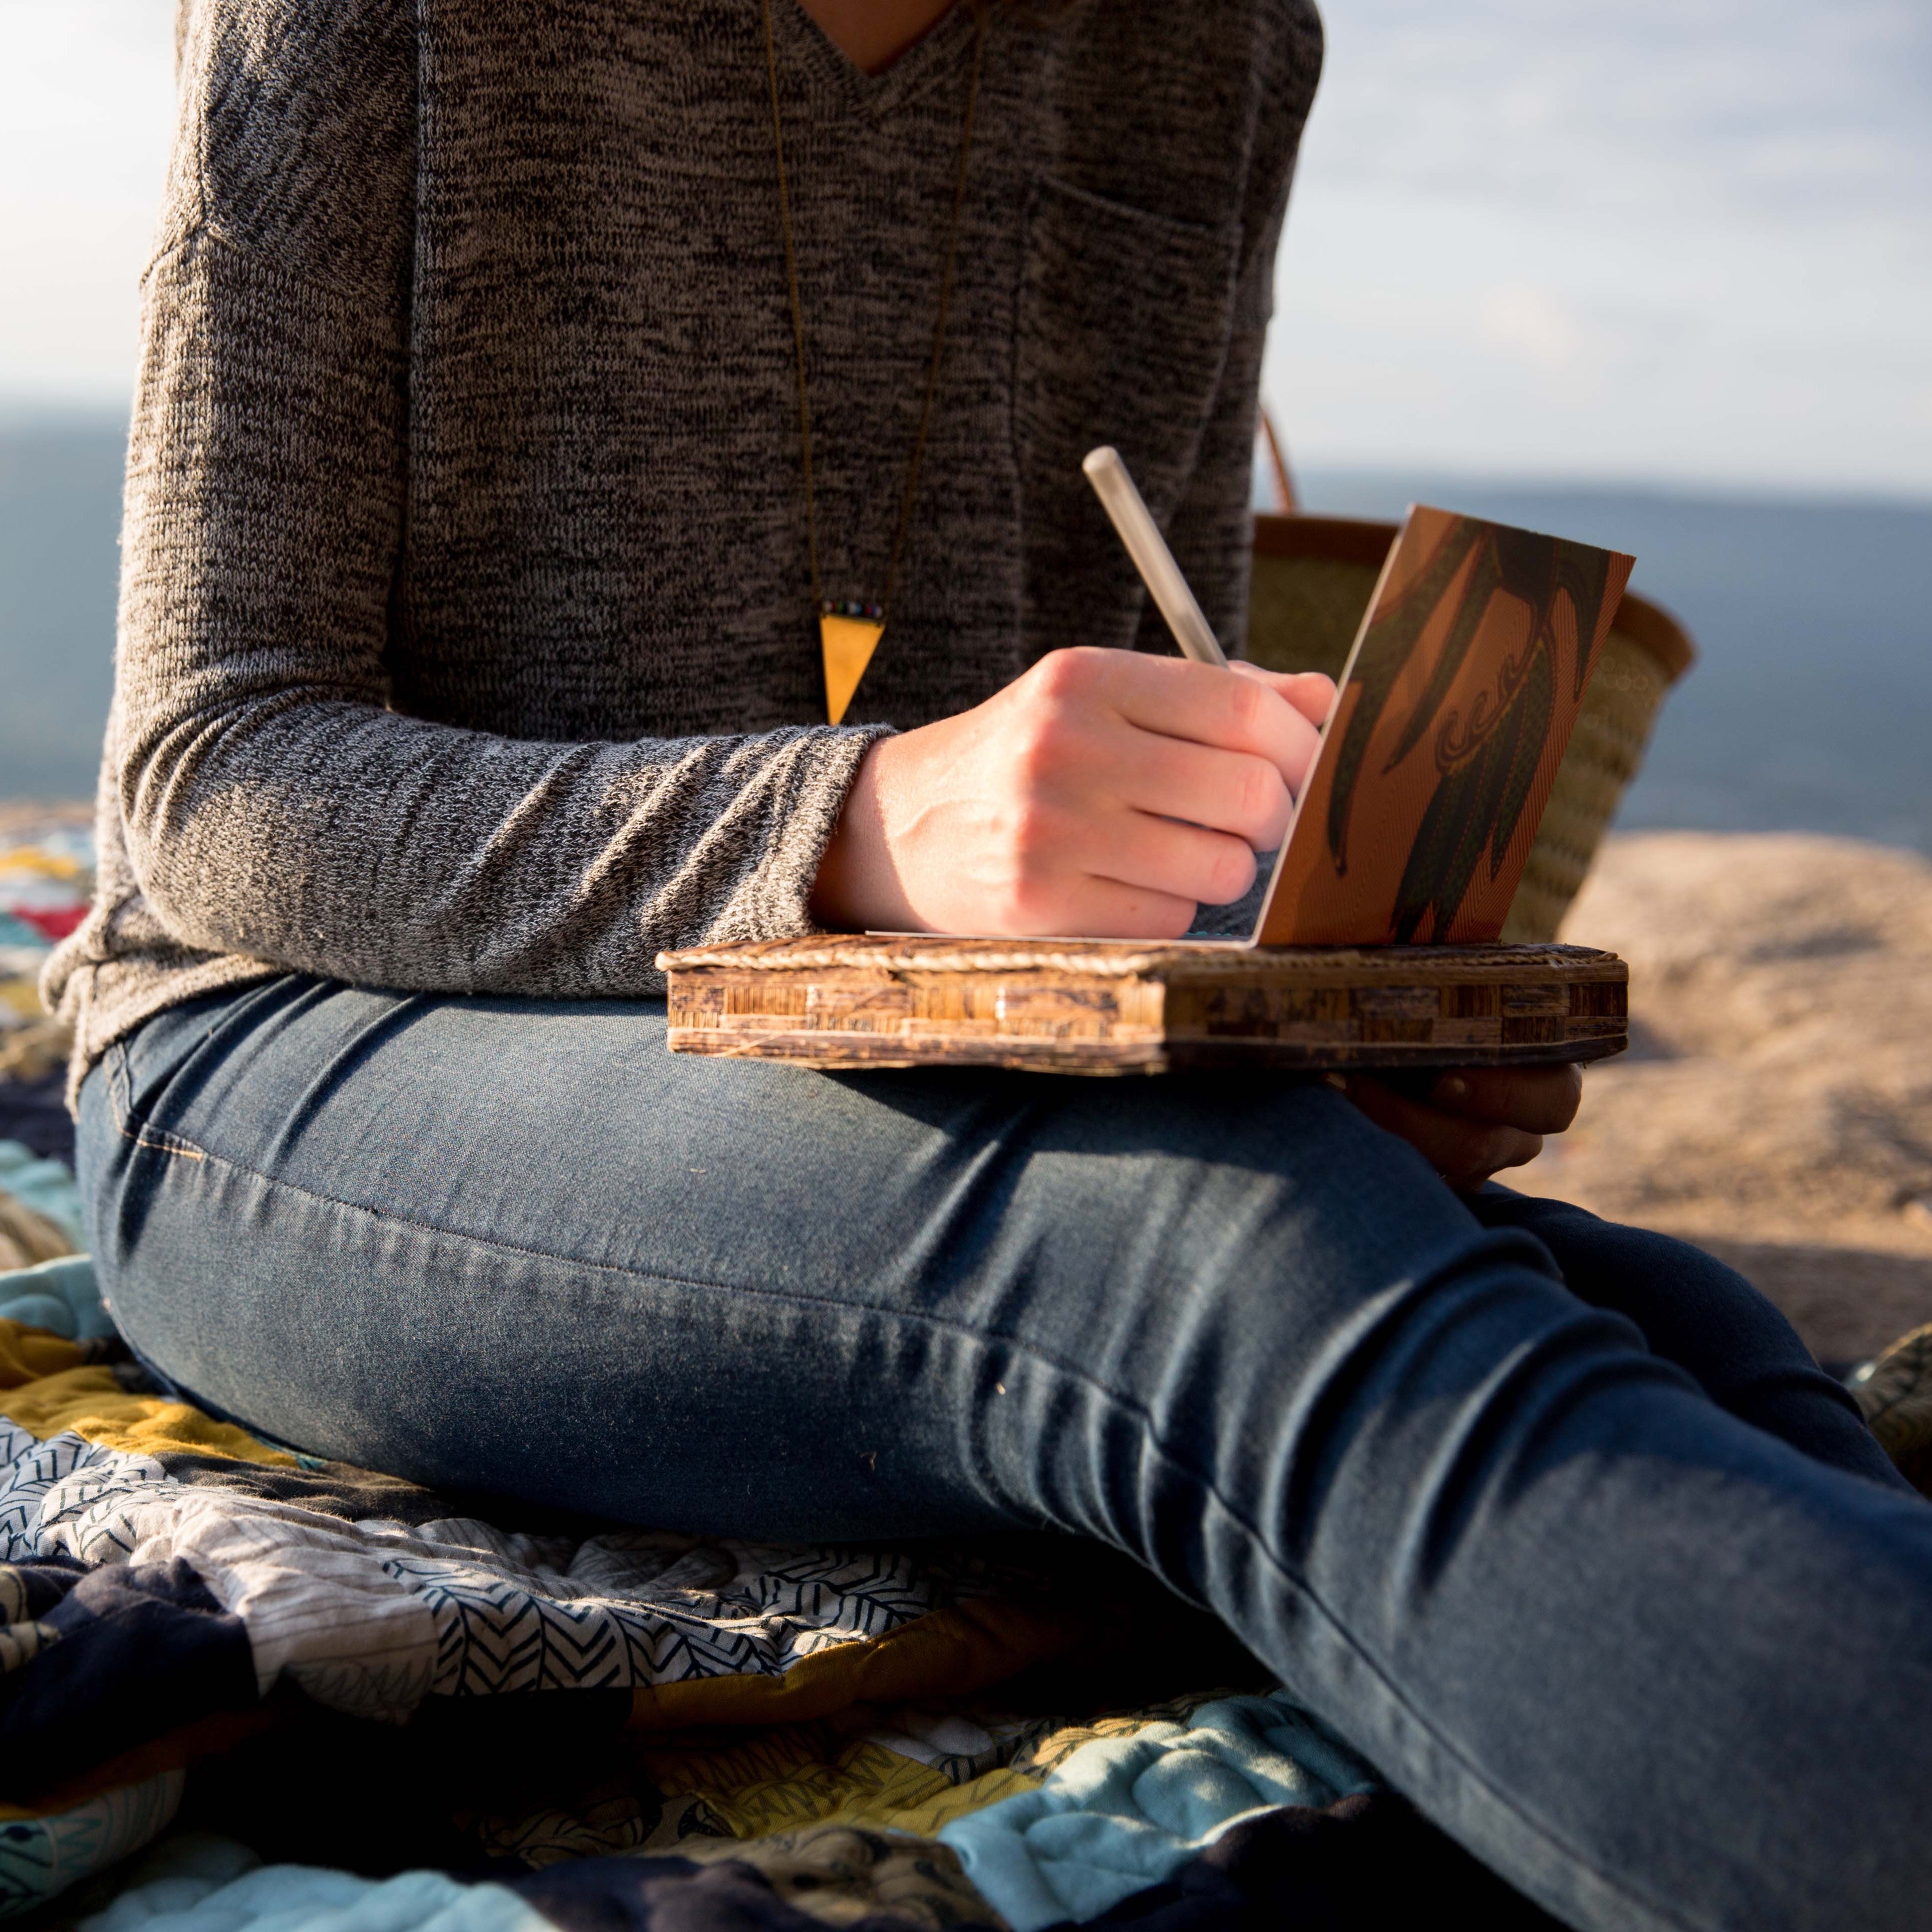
top-left (1250, 511), bottom-right (1696, 682)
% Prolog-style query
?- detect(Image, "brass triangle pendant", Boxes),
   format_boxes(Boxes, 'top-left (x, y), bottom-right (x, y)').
top-left (821, 613), bottom-right (884, 726)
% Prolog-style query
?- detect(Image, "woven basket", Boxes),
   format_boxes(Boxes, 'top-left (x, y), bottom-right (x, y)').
top-left (1246, 512), bottom-right (1696, 943)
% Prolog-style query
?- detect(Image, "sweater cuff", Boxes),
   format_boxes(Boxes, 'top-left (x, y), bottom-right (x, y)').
top-left (755, 723), bottom-right (898, 940)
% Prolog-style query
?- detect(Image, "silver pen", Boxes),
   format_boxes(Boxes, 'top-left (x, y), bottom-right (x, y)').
top-left (1082, 445), bottom-right (1230, 668)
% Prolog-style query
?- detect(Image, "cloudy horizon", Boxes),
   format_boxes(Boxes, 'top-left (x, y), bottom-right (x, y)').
top-left (3, 0), bottom-right (1927, 498)
top-left (1266, 0), bottom-right (1930, 498)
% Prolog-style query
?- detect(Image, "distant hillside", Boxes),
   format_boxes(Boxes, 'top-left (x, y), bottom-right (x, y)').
top-left (0, 418), bottom-right (122, 800)
top-left (3, 417), bottom-right (1929, 855)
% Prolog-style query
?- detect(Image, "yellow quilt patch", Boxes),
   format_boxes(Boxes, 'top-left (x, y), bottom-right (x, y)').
top-left (627, 1597), bottom-right (1082, 1734)
top-left (0, 979), bottom-right (46, 1022)
top-left (0, 1361), bottom-right (295, 1466)
top-left (623, 1596), bottom-right (1098, 1839)
top-left (644, 1724), bottom-right (1041, 1840)
top-left (0, 1318), bottom-right (87, 1387)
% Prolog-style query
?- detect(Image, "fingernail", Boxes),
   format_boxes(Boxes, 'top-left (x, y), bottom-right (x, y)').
top-left (1438, 1076), bottom-right (1468, 1100)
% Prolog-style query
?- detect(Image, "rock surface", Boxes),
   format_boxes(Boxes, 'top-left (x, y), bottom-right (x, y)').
top-left (1516, 831), bottom-right (1932, 1365)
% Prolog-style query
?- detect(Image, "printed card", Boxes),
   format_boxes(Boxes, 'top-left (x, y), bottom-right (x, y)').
top-left (1250, 506), bottom-right (1634, 946)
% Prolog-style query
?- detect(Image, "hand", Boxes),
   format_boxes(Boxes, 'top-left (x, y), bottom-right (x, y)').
top-left (810, 651), bottom-right (1335, 937)
top-left (1339, 1064), bottom-right (1583, 1192)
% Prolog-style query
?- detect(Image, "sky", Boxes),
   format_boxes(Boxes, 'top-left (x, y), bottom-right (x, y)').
top-left (2, 0), bottom-right (1927, 497)
top-left (0, 1), bottom-right (176, 410)
top-left (1266, 0), bottom-right (1931, 494)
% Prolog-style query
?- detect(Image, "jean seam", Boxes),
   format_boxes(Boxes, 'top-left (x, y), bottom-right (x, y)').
top-left (121, 1110), bottom-right (1692, 1932)
top-left (106, 1043), bottom-right (208, 1162)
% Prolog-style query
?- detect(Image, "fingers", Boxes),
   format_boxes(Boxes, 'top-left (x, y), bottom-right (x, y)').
top-left (1117, 732), bottom-right (1295, 852)
top-left (932, 771), bottom-right (1254, 935)
top-left (1049, 875), bottom-right (1203, 940)
top-left (1342, 1063), bottom-right (1584, 1193)
top-left (1047, 650), bottom-right (1325, 795)
top-left (1228, 662), bottom-right (1337, 728)
top-left (1344, 1075), bottom-right (1545, 1191)
top-left (1080, 811), bottom-right (1259, 908)
top-left (857, 650), bottom-right (1334, 941)
top-left (1425, 1064), bottom-right (1584, 1135)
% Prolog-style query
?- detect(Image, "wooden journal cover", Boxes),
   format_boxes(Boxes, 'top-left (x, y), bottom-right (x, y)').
top-left (658, 506), bottom-right (1635, 1073)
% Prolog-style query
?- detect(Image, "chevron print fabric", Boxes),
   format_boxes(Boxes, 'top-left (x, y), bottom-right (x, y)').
top-left (0, 1277), bottom-right (1105, 1917)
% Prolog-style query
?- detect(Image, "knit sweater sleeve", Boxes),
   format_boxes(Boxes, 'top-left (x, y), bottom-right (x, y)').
top-left (113, 0), bottom-right (886, 999)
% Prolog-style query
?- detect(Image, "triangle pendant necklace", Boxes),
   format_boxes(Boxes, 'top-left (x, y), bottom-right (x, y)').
top-left (760, 0), bottom-right (985, 726)
top-left (819, 607), bottom-right (886, 729)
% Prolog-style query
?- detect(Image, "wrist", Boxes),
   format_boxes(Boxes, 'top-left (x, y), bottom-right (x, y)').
top-left (810, 734), bottom-right (917, 933)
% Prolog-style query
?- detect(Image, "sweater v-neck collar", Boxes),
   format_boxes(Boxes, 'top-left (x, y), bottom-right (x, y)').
top-left (768, 0), bottom-right (983, 121)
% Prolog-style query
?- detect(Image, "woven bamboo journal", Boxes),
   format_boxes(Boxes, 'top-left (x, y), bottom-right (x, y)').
top-left (662, 499), bottom-right (1662, 1076)
top-left (656, 937), bottom-right (1628, 1075)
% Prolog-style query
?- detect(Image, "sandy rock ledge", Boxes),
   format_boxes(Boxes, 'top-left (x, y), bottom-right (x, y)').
top-left (1515, 831), bottom-right (1932, 1364)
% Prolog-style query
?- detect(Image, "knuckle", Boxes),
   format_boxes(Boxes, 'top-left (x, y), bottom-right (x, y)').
top-left (1033, 649), bottom-right (1096, 701)
top-left (1239, 759), bottom-right (1290, 835)
top-left (1011, 697), bottom-right (1081, 781)
top-left (1204, 837), bottom-right (1258, 905)
top-left (1009, 724), bottom-right (1060, 791)
top-left (1225, 672), bottom-right (1270, 738)
top-left (1149, 899), bottom-right (1196, 941)
top-left (1029, 652), bottom-right (1071, 697)
top-left (1003, 876), bottom-right (1042, 924)
top-left (1008, 799), bottom-right (1062, 866)
top-left (1005, 866), bottom-right (1062, 929)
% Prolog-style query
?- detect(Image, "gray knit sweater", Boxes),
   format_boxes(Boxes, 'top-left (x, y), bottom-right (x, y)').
top-left (48, 0), bottom-right (1323, 1080)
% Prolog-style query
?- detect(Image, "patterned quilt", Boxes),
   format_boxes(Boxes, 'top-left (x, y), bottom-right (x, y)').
top-left (0, 817), bottom-right (1563, 1928)
top-left (0, 1234), bottom-right (1569, 1932)
top-left (0, 809), bottom-right (89, 1171)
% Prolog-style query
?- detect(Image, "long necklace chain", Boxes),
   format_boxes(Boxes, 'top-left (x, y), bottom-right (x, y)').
top-left (759, 0), bottom-right (986, 630)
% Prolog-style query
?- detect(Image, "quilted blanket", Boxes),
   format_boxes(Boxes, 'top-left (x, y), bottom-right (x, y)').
top-left (0, 811), bottom-right (1558, 1929)
top-left (0, 809), bottom-right (89, 1171)
top-left (0, 1229), bottom-right (1573, 1932)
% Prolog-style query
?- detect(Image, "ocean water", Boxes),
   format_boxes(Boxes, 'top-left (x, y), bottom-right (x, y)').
top-left (0, 418), bottom-right (121, 801)
top-left (4, 419), bottom-right (1928, 852)
top-left (1295, 470), bottom-right (1932, 856)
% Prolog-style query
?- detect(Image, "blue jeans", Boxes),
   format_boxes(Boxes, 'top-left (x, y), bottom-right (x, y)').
top-left (79, 977), bottom-right (1932, 1932)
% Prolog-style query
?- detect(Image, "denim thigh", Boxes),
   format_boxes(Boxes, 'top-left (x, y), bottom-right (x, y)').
top-left (78, 975), bottom-right (1932, 1932)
